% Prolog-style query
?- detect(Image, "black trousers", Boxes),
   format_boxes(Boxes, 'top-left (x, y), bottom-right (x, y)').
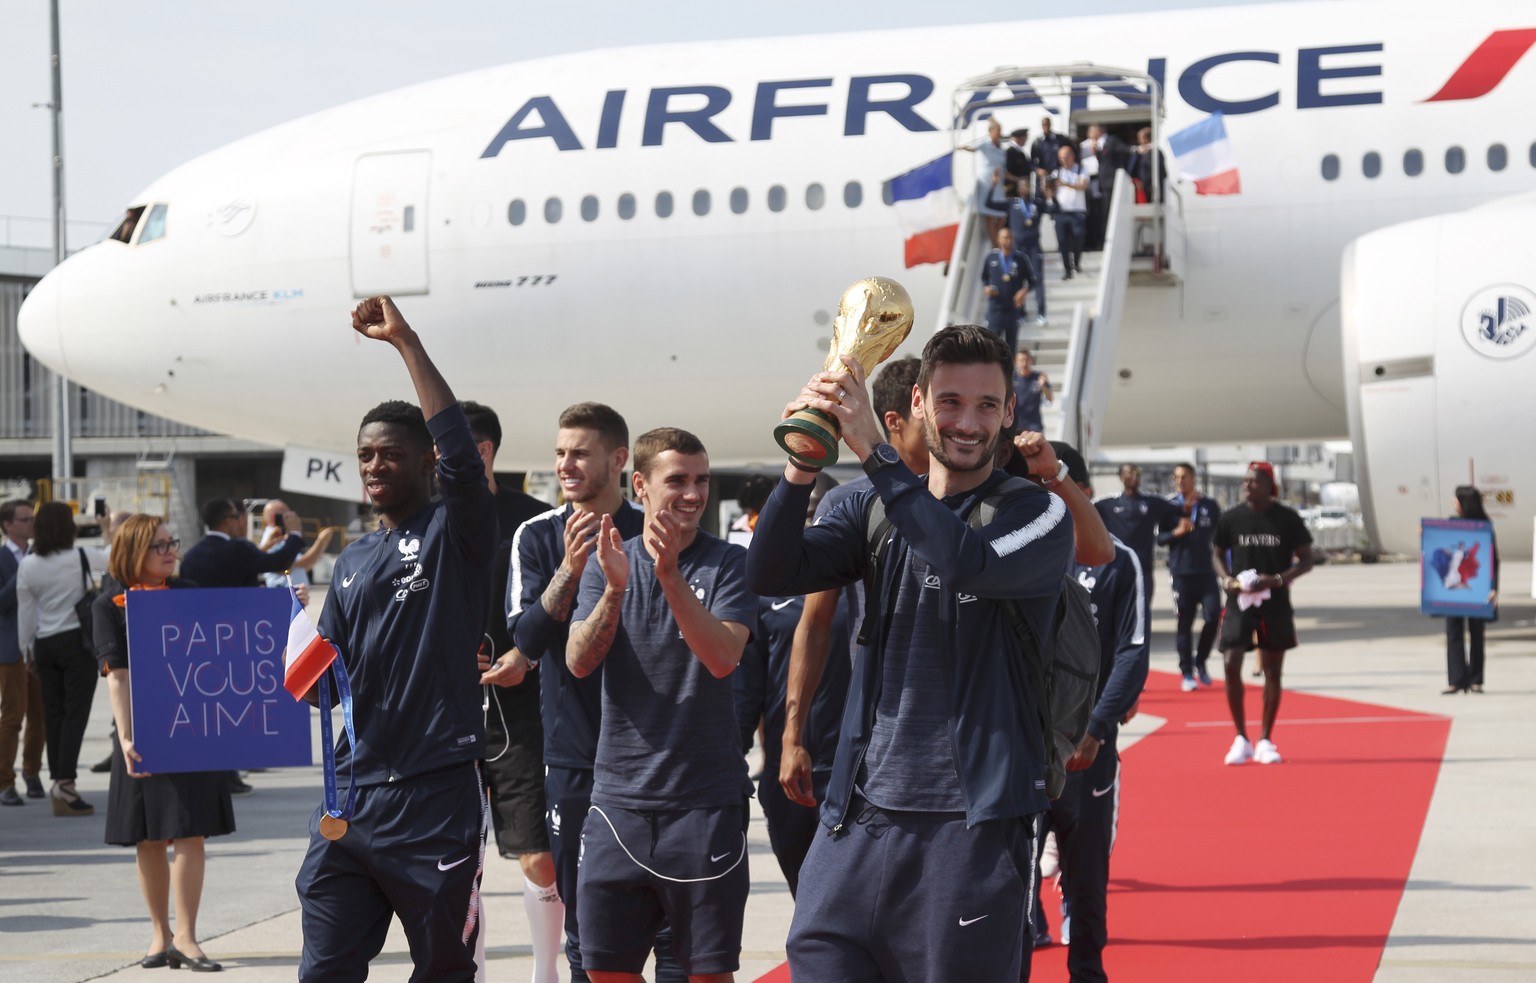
top-left (33, 629), bottom-right (97, 782)
top-left (1445, 617), bottom-right (1486, 689)
top-left (1173, 574), bottom-right (1222, 675)
top-left (758, 766), bottom-right (825, 898)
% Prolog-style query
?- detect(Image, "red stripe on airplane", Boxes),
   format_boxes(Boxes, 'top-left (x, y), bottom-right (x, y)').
top-left (1423, 28), bottom-right (1536, 102)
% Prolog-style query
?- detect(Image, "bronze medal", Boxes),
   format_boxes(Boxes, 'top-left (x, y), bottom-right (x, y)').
top-left (319, 815), bottom-right (349, 841)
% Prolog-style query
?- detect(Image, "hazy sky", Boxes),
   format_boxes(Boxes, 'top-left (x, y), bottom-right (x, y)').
top-left (0, 0), bottom-right (1279, 250)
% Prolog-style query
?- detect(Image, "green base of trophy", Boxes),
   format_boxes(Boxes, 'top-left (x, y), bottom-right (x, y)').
top-left (774, 408), bottom-right (840, 468)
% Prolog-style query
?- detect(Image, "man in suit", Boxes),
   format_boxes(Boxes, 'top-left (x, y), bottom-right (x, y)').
top-left (0, 500), bottom-right (45, 806)
top-left (180, 497), bottom-right (306, 796)
top-left (180, 498), bottom-right (305, 589)
top-left (1004, 128), bottom-right (1032, 195)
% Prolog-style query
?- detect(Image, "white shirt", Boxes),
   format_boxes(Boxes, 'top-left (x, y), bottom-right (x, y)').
top-left (1053, 166), bottom-right (1088, 213)
top-left (15, 547), bottom-right (109, 654)
top-left (3, 539), bottom-right (25, 565)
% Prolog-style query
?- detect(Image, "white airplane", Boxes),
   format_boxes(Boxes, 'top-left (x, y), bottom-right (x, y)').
top-left (16, 0), bottom-right (1536, 556)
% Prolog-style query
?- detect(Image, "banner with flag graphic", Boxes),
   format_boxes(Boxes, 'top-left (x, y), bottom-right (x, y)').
top-left (1168, 113), bottom-right (1241, 195)
top-left (285, 590), bottom-right (338, 700)
top-left (887, 153), bottom-right (961, 267)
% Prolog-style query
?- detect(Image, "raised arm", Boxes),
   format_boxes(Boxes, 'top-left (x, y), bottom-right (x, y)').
top-left (351, 296), bottom-right (455, 421)
top-left (1013, 434), bottom-right (1112, 566)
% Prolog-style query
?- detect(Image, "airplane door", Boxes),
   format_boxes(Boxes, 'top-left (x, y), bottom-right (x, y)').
top-left (350, 151), bottom-right (431, 297)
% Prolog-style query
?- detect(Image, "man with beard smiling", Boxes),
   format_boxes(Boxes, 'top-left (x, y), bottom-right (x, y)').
top-left (296, 297), bottom-right (496, 983)
top-left (502, 403), bottom-right (686, 983)
top-left (566, 428), bottom-right (756, 983)
top-left (747, 324), bottom-right (1075, 982)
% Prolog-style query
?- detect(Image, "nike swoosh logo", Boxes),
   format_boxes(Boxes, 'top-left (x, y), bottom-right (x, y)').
top-left (1091, 784), bottom-right (1115, 798)
top-left (437, 856), bottom-right (470, 871)
top-left (770, 599), bottom-right (795, 611)
top-left (342, 572), bottom-right (357, 588)
top-left (710, 851), bottom-right (732, 863)
top-left (958, 915), bottom-right (989, 927)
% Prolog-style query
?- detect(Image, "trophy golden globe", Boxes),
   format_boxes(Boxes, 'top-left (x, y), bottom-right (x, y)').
top-left (774, 276), bottom-right (915, 468)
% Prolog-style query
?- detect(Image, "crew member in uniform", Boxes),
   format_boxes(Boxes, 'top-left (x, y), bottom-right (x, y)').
top-left (295, 297), bottom-right (496, 983)
top-left (1212, 462), bottom-right (1314, 766)
top-left (1157, 462), bottom-right (1223, 691)
top-left (980, 226), bottom-right (1034, 357)
top-left (1024, 442), bottom-right (1150, 983)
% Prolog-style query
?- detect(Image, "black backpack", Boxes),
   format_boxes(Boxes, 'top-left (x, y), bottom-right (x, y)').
top-left (861, 477), bottom-right (1100, 800)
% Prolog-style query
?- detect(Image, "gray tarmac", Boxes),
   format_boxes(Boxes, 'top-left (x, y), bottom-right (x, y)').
top-left (2, 560), bottom-right (1532, 981)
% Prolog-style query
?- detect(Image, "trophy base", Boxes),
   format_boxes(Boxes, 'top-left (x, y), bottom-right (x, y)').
top-left (774, 408), bottom-right (840, 468)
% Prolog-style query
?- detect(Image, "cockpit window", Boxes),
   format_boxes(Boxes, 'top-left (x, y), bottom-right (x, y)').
top-left (138, 204), bottom-right (168, 243)
top-left (109, 206), bottom-right (146, 244)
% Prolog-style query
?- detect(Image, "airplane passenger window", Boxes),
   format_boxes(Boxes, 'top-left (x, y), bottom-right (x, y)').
top-left (508, 199), bottom-right (526, 226)
top-left (730, 187), bottom-right (748, 214)
top-left (693, 190), bottom-right (711, 216)
top-left (545, 197), bottom-right (563, 223)
top-left (1361, 152), bottom-right (1381, 179)
top-left (581, 195), bottom-right (599, 222)
top-left (1403, 150), bottom-right (1423, 177)
top-left (618, 193), bottom-right (636, 220)
top-left (1487, 143), bottom-right (1507, 172)
top-left (1320, 155), bottom-right (1340, 181)
top-left (656, 191), bottom-right (674, 218)
top-left (109, 205), bottom-right (146, 244)
top-left (1530, 142), bottom-right (1536, 168)
top-left (403, 206), bottom-right (415, 232)
top-left (844, 182), bottom-right (862, 208)
top-left (882, 182), bottom-right (895, 206)
top-left (767, 185), bottom-right (787, 212)
top-left (806, 183), bottom-right (825, 210)
top-left (138, 203), bottom-right (168, 243)
top-left (1445, 146), bottom-right (1465, 174)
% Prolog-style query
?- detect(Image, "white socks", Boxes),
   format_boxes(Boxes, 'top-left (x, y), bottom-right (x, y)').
top-left (523, 877), bottom-right (564, 983)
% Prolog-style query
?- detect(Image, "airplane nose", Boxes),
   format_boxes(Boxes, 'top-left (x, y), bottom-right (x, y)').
top-left (17, 267), bottom-right (68, 376)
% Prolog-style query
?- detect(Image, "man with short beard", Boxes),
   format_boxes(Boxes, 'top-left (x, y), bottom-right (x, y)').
top-left (748, 324), bottom-right (1074, 982)
top-left (502, 403), bottom-right (685, 983)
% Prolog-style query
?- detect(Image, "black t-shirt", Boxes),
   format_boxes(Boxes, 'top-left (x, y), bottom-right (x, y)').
top-left (1212, 503), bottom-right (1312, 607)
top-left (487, 485), bottom-right (553, 723)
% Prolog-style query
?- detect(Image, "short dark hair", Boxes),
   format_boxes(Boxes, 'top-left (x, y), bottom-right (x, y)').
top-left (558, 402), bottom-right (630, 451)
top-left (201, 497), bottom-right (238, 530)
top-left (917, 325), bottom-right (1011, 396)
top-left (1174, 461), bottom-right (1196, 475)
top-left (31, 501), bottom-right (77, 556)
top-left (460, 400), bottom-right (501, 452)
top-left (359, 400), bottom-right (431, 450)
top-left (0, 499), bottom-right (30, 526)
top-left (633, 427), bottom-right (706, 477)
top-left (1050, 441), bottom-right (1092, 488)
top-left (737, 474), bottom-right (775, 514)
top-left (872, 356), bottom-right (921, 435)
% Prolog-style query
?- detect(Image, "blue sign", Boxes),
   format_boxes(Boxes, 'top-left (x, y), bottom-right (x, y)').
top-left (126, 588), bottom-right (312, 773)
top-left (1420, 519), bottom-right (1496, 619)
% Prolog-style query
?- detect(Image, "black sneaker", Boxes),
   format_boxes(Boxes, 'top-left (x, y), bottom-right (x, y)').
top-left (89, 755), bottom-right (113, 774)
top-left (0, 787), bottom-right (23, 807)
top-left (228, 778), bottom-right (255, 796)
top-left (22, 773), bottom-right (44, 798)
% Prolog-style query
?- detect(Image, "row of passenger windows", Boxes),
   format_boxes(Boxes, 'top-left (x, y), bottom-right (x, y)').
top-left (1321, 142), bottom-right (1536, 181)
top-left (507, 181), bottom-right (896, 226)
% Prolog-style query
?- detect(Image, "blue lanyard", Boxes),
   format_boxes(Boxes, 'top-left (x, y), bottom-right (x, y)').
top-left (317, 654), bottom-right (357, 824)
top-left (996, 250), bottom-right (1012, 278)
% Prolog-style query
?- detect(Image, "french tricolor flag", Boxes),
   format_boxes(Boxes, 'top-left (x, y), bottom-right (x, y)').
top-left (284, 591), bottom-right (337, 700)
top-left (887, 153), bottom-right (961, 267)
top-left (1168, 113), bottom-right (1242, 195)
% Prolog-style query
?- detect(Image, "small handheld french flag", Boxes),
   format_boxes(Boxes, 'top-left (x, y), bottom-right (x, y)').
top-left (284, 590), bottom-right (337, 700)
top-left (887, 153), bottom-right (961, 267)
top-left (1168, 113), bottom-right (1241, 195)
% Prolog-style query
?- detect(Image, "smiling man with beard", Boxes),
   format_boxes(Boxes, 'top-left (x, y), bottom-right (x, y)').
top-left (747, 324), bottom-right (1075, 983)
top-left (566, 427), bottom-right (756, 983)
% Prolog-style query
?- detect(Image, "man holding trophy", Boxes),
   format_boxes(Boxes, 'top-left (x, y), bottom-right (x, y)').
top-left (750, 280), bottom-right (1075, 982)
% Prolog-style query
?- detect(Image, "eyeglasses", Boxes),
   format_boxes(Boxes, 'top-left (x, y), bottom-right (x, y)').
top-left (149, 538), bottom-right (180, 555)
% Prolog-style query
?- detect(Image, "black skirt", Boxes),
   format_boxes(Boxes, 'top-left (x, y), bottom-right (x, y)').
top-left (104, 732), bottom-right (236, 846)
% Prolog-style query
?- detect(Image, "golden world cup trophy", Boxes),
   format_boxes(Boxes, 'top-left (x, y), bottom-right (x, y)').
top-left (774, 276), bottom-right (915, 468)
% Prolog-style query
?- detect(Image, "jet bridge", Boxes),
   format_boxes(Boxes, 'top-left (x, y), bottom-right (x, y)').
top-left (934, 65), bottom-right (1183, 457)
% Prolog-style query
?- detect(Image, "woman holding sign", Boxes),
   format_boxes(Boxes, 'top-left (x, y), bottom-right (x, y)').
top-left (92, 514), bottom-right (232, 972)
top-left (1441, 486), bottom-right (1498, 695)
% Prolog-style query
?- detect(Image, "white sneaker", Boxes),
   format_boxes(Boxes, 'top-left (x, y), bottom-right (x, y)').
top-left (1180, 675), bottom-right (1198, 692)
top-left (1254, 739), bottom-right (1283, 764)
top-left (1224, 735), bottom-right (1254, 765)
top-left (1035, 315), bottom-right (1048, 326)
top-left (1060, 913), bottom-right (1071, 946)
top-left (1039, 830), bottom-right (1060, 878)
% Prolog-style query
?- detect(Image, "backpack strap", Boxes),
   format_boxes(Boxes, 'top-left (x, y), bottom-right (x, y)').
top-left (77, 547), bottom-right (93, 590)
top-left (856, 495), bottom-right (897, 647)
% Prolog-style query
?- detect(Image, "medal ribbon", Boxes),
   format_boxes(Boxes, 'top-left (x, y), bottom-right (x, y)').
top-left (318, 653), bottom-right (358, 826)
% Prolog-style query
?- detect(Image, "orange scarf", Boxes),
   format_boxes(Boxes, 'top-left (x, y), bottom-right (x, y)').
top-left (112, 583), bottom-right (170, 608)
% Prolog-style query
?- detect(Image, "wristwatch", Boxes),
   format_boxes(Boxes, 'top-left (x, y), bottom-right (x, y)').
top-left (1043, 460), bottom-right (1070, 489)
top-left (862, 442), bottom-right (902, 476)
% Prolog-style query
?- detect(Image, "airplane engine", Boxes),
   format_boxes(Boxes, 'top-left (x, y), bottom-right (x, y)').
top-left (1343, 192), bottom-right (1536, 560)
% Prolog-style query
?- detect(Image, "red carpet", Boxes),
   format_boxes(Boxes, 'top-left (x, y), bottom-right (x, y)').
top-left (755, 670), bottom-right (1450, 983)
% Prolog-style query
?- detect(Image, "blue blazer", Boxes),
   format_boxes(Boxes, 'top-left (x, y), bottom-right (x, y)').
top-left (0, 547), bottom-right (21, 665)
top-left (179, 533), bottom-right (304, 589)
